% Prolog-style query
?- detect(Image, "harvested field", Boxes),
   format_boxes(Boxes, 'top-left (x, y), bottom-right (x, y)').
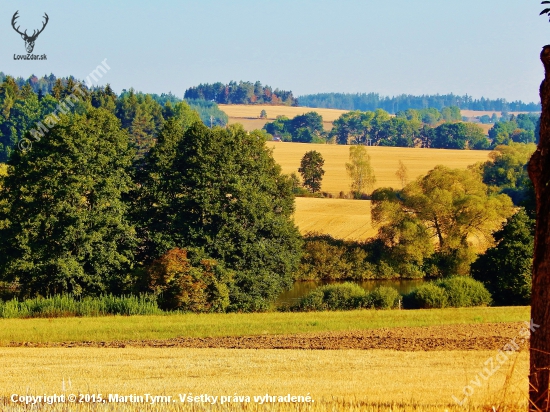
top-left (227, 117), bottom-right (269, 131)
top-left (293, 197), bottom-right (375, 239)
top-left (477, 123), bottom-right (492, 135)
top-left (219, 104), bottom-right (349, 122)
top-left (4, 322), bottom-right (529, 351)
top-left (461, 109), bottom-right (537, 117)
top-left (227, 117), bottom-right (333, 132)
top-left (269, 142), bottom-right (491, 196)
top-left (0, 320), bottom-right (530, 410)
top-left (0, 345), bottom-right (529, 409)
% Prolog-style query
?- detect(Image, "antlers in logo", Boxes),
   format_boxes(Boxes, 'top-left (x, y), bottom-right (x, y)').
top-left (11, 11), bottom-right (49, 53)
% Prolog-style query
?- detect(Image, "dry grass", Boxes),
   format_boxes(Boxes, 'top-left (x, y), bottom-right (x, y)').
top-left (0, 348), bottom-right (528, 411)
top-left (294, 198), bottom-right (375, 240)
top-left (219, 104), bottom-right (349, 122)
top-left (269, 142), bottom-right (491, 196)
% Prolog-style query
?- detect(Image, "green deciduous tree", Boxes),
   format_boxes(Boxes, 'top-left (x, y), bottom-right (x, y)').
top-left (372, 166), bottom-right (515, 276)
top-left (481, 142), bottom-right (536, 206)
top-left (346, 145), bottom-right (376, 198)
top-left (426, 122), bottom-right (489, 149)
top-left (298, 150), bottom-right (325, 193)
top-left (136, 122), bottom-right (302, 311)
top-left (0, 108), bottom-right (137, 297)
top-left (471, 208), bottom-right (533, 305)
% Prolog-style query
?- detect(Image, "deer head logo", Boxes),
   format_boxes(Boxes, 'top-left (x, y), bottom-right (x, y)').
top-left (11, 11), bottom-right (49, 54)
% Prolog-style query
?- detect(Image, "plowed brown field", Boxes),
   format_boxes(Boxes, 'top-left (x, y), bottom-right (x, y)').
top-left (5, 322), bottom-right (526, 351)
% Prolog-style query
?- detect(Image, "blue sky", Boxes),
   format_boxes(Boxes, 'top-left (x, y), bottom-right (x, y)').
top-left (0, 0), bottom-right (547, 103)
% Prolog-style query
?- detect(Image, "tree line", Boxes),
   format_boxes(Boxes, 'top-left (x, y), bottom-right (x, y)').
top-left (0, 76), bottom-right (229, 162)
top-left (0, 100), bottom-right (303, 312)
top-left (298, 92), bottom-right (540, 113)
top-left (184, 81), bottom-right (298, 106)
top-left (263, 107), bottom-right (539, 149)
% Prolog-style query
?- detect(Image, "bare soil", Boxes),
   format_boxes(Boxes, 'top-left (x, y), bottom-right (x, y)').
top-left (6, 322), bottom-right (528, 351)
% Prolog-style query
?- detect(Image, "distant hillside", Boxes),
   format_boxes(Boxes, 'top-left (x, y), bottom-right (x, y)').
top-left (297, 92), bottom-right (540, 113)
top-left (184, 81), bottom-right (298, 106)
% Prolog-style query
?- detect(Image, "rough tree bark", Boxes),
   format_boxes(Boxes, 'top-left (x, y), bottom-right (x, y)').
top-left (528, 45), bottom-right (550, 411)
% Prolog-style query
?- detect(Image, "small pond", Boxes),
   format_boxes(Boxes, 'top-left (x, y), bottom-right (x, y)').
top-left (275, 279), bottom-right (426, 306)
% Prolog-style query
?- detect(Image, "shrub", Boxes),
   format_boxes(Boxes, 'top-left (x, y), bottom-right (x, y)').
top-left (296, 236), bottom-right (352, 281)
top-left (291, 283), bottom-right (401, 311)
top-left (405, 283), bottom-right (448, 309)
top-left (322, 283), bottom-right (369, 310)
top-left (370, 286), bottom-right (400, 309)
top-left (436, 276), bottom-right (492, 307)
top-left (293, 282), bottom-right (370, 311)
top-left (146, 248), bottom-right (229, 312)
top-left (296, 288), bottom-right (327, 311)
top-left (404, 277), bottom-right (492, 309)
top-left (376, 261), bottom-right (398, 279)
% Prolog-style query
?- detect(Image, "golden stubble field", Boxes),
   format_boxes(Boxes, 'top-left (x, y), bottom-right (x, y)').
top-left (268, 142), bottom-right (491, 194)
top-left (220, 104), bottom-right (348, 132)
top-left (0, 348), bottom-right (529, 411)
top-left (294, 197), bottom-right (375, 240)
top-left (219, 104), bottom-right (349, 122)
top-left (267, 142), bottom-right (491, 239)
top-left (221, 105), bottom-right (520, 134)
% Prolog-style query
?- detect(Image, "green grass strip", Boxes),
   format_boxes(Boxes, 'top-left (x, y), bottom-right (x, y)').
top-left (0, 306), bottom-right (529, 344)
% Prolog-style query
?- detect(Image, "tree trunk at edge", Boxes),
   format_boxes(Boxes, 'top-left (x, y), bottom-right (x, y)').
top-left (528, 45), bottom-right (550, 411)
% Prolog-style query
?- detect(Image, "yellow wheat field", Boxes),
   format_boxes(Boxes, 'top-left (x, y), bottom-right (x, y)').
top-left (227, 118), bottom-right (334, 132)
top-left (219, 104), bottom-right (349, 122)
top-left (294, 198), bottom-right (375, 240)
top-left (269, 142), bottom-right (491, 195)
top-left (0, 348), bottom-right (529, 411)
top-left (460, 109), bottom-right (536, 118)
top-left (270, 143), bottom-right (491, 240)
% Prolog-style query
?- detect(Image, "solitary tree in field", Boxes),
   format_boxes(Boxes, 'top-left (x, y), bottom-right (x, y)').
top-left (260, 109), bottom-right (267, 119)
top-left (298, 150), bottom-right (325, 193)
top-left (395, 160), bottom-right (409, 188)
top-left (346, 145), bottom-right (376, 198)
top-left (527, 43), bottom-right (550, 412)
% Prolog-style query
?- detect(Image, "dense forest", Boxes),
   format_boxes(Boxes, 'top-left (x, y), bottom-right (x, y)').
top-left (184, 81), bottom-right (298, 106)
top-left (0, 74), bottom-right (228, 162)
top-left (298, 92), bottom-right (540, 113)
